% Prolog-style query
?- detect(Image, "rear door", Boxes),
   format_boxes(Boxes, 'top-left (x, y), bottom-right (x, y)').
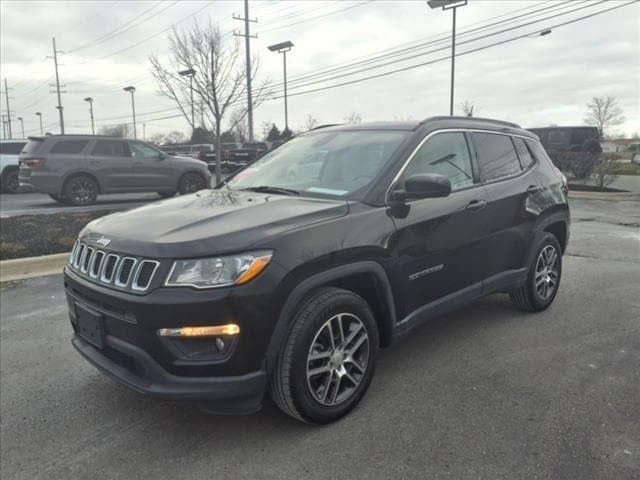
top-left (389, 131), bottom-right (492, 317)
top-left (128, 141), bottom-right (173, 189)
top-left (89, 140), bottom-right (133, 191)
top-left (469, 132), bottom-right (541, 285)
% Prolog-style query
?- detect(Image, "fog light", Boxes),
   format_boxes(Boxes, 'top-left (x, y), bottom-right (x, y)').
top-left (158, 324), bottom-right (240, 337)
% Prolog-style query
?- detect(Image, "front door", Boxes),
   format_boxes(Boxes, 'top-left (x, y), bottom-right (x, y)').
top-left (128, 141), bottom-right (173, 189)
top-left (388, 131), bottom-right (491, 319)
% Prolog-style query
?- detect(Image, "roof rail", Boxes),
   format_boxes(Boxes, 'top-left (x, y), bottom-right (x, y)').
top-left (420, 116), bottom-right (521, 129)
top-left (310, 123), bottom-right (342, 131)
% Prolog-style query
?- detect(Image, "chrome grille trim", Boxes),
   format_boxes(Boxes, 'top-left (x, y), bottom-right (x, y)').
top-left (131, 260), bottom-right (160, 292)
top-left (80, 247), bottom-right (94, 273)
top-left (89, 251), bottom-right (105, 279)
top-left (100, 254), bottom-right (120, 283)
top-left (68, 242), bottom-right (160, 293)
top-left (114, 257), bottom-right (137, 288)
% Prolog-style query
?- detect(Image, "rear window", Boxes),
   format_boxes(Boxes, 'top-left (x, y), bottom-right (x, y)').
top-left (0, 142), bottom-right (27, 154)
top-left (21, 139), bottom-right (43, 155)
top-left (50, 140), bottom-right (89, 154)
top-left (512, 137), bottom-right (535, 169)
top-left (547, 129), bottom-right (571, 146)
top-left (92, 140), bottom-right (125, 156)
top-left (472, 133), bottom-right (522, 182)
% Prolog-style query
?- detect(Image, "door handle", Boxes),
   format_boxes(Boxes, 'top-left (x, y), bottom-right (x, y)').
top-left (465, 200), bottom-right (487, 212)
top-left (526, 185), bottom-right (544, 195)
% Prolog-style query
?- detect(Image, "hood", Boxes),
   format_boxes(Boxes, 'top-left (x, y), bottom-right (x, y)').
top-left (81, 189), bottom-right (348, 258)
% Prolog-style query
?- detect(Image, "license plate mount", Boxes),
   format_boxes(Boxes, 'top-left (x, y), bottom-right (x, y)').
top-left (76, 303), bottom-right (105, 349)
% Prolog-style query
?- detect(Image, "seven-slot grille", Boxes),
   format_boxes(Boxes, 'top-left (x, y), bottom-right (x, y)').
top-left (68, 241), bottom-right (160, 292)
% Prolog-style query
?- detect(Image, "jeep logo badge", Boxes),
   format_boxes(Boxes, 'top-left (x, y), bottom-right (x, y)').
top-left (96, 236), bottom-right (111, 247)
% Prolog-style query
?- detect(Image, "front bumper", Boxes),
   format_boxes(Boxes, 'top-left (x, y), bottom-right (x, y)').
top-left (72, 334), bottom-right (267, 413)
top-left (64, 262), bottom-right (286, 413)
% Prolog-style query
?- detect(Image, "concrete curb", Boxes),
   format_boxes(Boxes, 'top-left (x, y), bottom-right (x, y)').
top-left (0, 252), bottom-right (70, 283)
top-left (568, 190), bottom-right (640, 201)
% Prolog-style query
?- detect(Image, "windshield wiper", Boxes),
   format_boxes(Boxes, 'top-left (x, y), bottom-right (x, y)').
top-left (242, 185), bottom-right (300, 196)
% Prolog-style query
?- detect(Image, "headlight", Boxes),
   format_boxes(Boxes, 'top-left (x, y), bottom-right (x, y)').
top-left (165, 250), bottom-right (273, 289)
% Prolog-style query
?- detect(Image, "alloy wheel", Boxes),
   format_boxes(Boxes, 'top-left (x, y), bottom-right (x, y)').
top-left (535, 245), bottom-right (559, 300)
top-left (71, 179), bottom-right (96, 204)
top-left (306, 313), bottom-right (370, 406)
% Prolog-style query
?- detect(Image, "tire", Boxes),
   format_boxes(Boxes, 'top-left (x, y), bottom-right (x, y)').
top-left (157, 191), bottom-right (175, 199)
top-left (510, 232), bottom-right (562, 312)
top-left (270, 287), bottom-right (379, 424)
top-left (63, 174), bottom-right (99, 206)
top-left (178, 172), bottom-right (207, 195)
top-left (49, 194), bottom-right (67, 204)
top-left (1, 169), bottom-right (19, 193)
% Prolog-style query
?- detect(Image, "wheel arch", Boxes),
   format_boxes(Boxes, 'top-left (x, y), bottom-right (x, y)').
top-left (535, 209), bottom-right (570, 253)
top-left (264, 261), bottom-right (397, 374)
top-left (62, 170), bottom-right (103, 194)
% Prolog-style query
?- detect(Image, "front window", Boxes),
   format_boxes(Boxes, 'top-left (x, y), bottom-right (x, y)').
top-left (129, 141), bottom-right (161, 158)
top-left (227, 130), bottom-right (409, 199)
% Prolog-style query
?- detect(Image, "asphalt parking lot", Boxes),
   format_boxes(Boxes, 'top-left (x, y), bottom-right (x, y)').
top-left (1, 197), bottom-right (639, 480)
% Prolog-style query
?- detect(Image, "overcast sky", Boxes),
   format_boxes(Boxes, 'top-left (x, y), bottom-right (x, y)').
top-left (1, 0), bottom-right (638, 140)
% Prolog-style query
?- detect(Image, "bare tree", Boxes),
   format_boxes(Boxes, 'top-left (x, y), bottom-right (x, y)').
top-left (343, 112), bottom-right (362, 124)
top-left (459, 100), bottom-right (476, 117)
top-left (150, 20), bottom-right (270, 183)
top-left (98, 123), bottom-right (131, 138)
top-left (228, 109), bottom-right (248, 144)
top-left (584, 96), bottom-right (625, 139)
top-left (303, 114), bottom-right (319, 131)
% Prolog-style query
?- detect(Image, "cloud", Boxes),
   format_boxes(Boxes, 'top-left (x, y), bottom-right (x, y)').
top-left (1, 0), bottom-right (638, 138)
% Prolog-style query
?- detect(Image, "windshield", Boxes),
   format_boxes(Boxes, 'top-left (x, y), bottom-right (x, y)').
top-left (227, 130), bottom-right (409, 200)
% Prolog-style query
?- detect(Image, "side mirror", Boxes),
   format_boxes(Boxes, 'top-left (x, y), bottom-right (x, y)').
top-left (158, 153), bottom-right (166, 160)
top-left (391, 173), bottom-right (452, 201)
top-left (632, 152), bottom-right (640, 166)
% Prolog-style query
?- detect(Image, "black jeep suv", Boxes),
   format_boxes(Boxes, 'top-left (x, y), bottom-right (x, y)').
top-left (64, 117), bottom-right (570, 424)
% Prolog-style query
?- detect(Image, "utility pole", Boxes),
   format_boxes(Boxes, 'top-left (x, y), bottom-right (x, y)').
top-left (50, 37), bottom-right (65, 133)
top-left (233, 0), bottom-right (257, 141)
top-left (1, 115), bottom-right (6, 139)
top-left (268, 41), bottom-right (294, 131)
top-left (123, 86), bottom-right (137, 139)
top-left (3, 79), bottom-right (12, 138)
top-left (17, 116), bottom-right (25, 138)
top-left (143, 123), bottom-right (146, 141)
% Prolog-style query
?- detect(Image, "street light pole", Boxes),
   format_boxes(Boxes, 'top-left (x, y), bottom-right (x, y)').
top-left (17, 116), bottom-right (25, 138)
top-left (84, 97), bottom-right (95, 135)
top-left (427, 0), bottom-right (467, 116)
top-left (35, 112), bottom-right (43, 135)
top-left (268, 41), bottom-right (294, 131)
top-left (123, 86), bottom-right (136, 139)
top-left (178, 68), bottom-right (196, 133)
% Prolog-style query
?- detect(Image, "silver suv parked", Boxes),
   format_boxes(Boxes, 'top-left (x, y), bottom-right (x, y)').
top-left (19, 135), bottom-right (211, 205)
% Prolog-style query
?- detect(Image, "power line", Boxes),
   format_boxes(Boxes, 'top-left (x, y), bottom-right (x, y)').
top-left (270, 0), bottom-right (637, 100)
top-left (281, 0), bottom-right (607, 94)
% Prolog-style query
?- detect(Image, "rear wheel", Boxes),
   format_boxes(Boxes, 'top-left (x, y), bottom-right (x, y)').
top-left (63, 174), bottom-right (99, 206)
top-left (270, 287), bottom-right (379, 424)
top-left (1, 169), bottom-right (19, 193)
top-left (178, 172), bottom-right (207, 195)
top-left (510, 232), bottom-right (562, 312)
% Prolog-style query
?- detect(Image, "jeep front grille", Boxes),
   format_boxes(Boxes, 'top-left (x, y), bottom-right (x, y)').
top-left (68, 242), bottom-right (160, 292)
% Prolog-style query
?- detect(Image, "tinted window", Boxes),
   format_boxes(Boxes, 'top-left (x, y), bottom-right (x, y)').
top-left (403, 132), bottom-right (474, 191)
top-left (92, 140), bottom-right (125, 156)
top-left (21, 139), bottom-right (43, 154)
top-left (50, 140), bottom-right (89, 154)
top-left (472, 133), bottom-right (521, 182)
top-left (547, 129), bottom-right (571, 146)
top-left (0, 142), bottom-right (27, 154)
top-left (512, 137), bottom-right (535, 169)
top-left (129, 142), bottom-right (160, 158)
top-left (526, 139), bottom-right (553, 166)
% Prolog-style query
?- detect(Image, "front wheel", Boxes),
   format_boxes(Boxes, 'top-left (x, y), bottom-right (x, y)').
top-left (510, 232), bottom-right (562, 312)
top-left (178, 172), bottom-right (207, 195)
top-left (270, 287), bottom-right (379, 424)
